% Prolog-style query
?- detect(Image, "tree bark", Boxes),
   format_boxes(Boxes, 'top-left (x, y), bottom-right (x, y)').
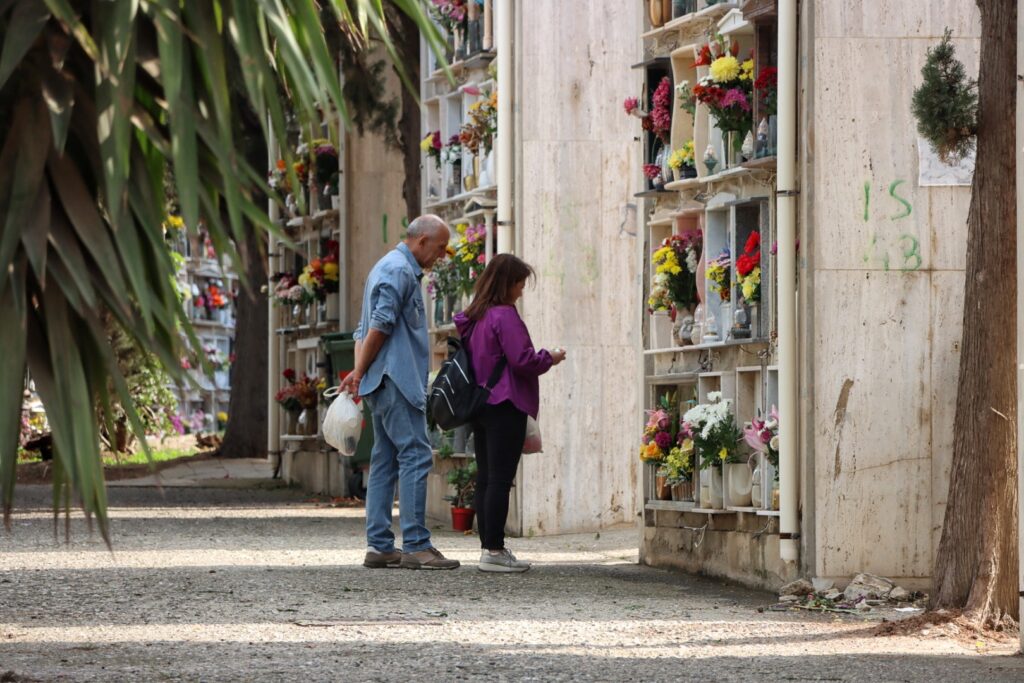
top-left (218, 99), bottom-right (268, 459)
top-left (218, 225), bottom-right (268, 459)
top-left (389, 5), bottom-right (422, 220)
top-left (932, 0), bottom-right (1018, 625)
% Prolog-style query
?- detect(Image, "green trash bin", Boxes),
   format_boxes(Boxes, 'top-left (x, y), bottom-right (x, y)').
top-left (320, 331), bottom-right (373, 467)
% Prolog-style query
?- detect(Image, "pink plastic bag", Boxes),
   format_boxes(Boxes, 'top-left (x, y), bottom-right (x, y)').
top-left (522, 416), bottom-right (543, 454)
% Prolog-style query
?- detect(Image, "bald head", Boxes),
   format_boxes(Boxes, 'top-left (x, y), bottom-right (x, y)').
top-left (405, 214), bottom-right (451, 269)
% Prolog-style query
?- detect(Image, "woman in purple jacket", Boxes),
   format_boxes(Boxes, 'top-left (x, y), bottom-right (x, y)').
top-left (453, 254), bottom-right (566, 573)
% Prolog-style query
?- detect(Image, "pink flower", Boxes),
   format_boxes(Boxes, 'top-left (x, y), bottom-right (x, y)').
top-left (477, 254), bottom-right (486, 264)
top-left (721, 88), bottom-right (751, 112)
top-left (464, 85), bottom-right (483, 97)
top-left (623, 97), bottom-right (639, 115)
top-left (643, 164), bottom-right (662, 180)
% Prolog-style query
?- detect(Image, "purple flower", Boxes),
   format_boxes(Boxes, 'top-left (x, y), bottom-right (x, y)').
top-left (654, 431), bottom-right (672, 451)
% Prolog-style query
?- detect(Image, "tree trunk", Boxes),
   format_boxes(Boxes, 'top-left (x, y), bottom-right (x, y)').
top-left (389, 5), bottom-right (422, 220)
top-left (932, 0), bottom-right (1018, 625)
top-left (218, 98), bottom-right (269, 459)
top-left (218, 225), bottom-right (268, 459)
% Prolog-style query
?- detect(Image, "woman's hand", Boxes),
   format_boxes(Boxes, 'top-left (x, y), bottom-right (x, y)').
top-left (550, 347), bottom-right (567, 365)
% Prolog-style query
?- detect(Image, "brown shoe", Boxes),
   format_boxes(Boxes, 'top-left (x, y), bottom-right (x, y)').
top-left (363, 548), bottom-right (403, 569)
top-left (400, 547), bottom-right (460, 570)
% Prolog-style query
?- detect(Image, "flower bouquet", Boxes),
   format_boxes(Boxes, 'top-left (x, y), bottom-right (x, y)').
top-left (736, 231), bottom-right (761, 304)
top-left (681, 392), bottom-right (742, 470)
top-left (639, 393), bottom-right (679, 466)
top-left (706, 249), bottom-right (731, 302)
top-left (459, 88), bottom-right (497, 155)
top-left (648, 232), bottom-right (702, 315)
top-left (692, 36), bottom-right (754, 155)
top-left (451, 222), bottom-right (487, 295)
top-left (743, 405), bottom-right (780, 473)
top-left (299, 240), bottom-right (341, 303)
top-left (421, 130), bottom-right (443, 170)
top-left (668, 140), bottom-right (697, 180)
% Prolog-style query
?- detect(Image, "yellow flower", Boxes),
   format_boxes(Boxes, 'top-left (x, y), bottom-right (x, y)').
top-left (680, 438), bottom-right (694, 453)
top-left (740, 59), bottom-right (755, 81)
top-left (419, 134), bottom-right (433, 152)
top-left (709, 55), bottom-right (740, 83)
top-left (445, 245), bottom-right (456, 257)
top-left (216, 411), bottom-right (228, 423)
top-left (718, 447), bottom-right (728, 461)
top-left (323, 262), bottom-right (339, 279)
top-left (456, 223), bottom-right (468, 236)
top-left (164, 215), bottom-right (184, 231)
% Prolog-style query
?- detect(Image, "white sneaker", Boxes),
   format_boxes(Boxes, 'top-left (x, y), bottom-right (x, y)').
top-left (478, 548), bottom-right (531, 573)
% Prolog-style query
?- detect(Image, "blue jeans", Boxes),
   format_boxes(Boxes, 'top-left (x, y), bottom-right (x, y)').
top-left (363, 377), bottom-right (433, 553)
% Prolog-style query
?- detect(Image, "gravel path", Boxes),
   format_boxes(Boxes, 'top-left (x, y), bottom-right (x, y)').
top-left (1, 485), bottom-right (1021, 682)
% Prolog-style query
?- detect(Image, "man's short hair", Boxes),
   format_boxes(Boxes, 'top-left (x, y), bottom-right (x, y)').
top-left (406, 214), bottom-right (448, 239)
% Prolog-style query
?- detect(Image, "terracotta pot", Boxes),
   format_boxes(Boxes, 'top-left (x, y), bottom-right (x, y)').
top-left (671, 480), bottom-right (694, 501)
top-left (655, 474), bottom-right (673, 500)
top-left (451, 506), bottom-right (475, 532)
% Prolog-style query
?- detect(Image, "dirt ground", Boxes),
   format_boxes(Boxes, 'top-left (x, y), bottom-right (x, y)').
top-left (1, 484), bottom-right (1022, 682)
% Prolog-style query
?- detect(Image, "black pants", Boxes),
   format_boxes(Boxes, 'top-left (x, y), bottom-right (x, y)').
top-left (472, 400), bottom-right (527, 550)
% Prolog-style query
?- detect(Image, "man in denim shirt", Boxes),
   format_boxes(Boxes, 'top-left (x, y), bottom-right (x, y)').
top-left (340, 215), bottom-right (458, 570)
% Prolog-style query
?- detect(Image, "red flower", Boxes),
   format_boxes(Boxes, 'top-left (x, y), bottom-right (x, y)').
top-left (754, 67), bottom-right (778, 91)
top-left (283, 368), bottom-right (296, 382)
top-left (643, 164), bottom-right (662, 180)
top-left (693, 44), bottom-right (713, 67)
top-left (736, 254), bottom-right (759, 277)
top-left (744, 231), bottom-right (760, 254)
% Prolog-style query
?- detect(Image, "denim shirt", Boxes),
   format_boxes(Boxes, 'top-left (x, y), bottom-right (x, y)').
top-left (353, 243), bottom-right (429, 410)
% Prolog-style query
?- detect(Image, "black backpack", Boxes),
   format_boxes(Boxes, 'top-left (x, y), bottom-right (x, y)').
top-left (429, 333), bottom-right (506, 431)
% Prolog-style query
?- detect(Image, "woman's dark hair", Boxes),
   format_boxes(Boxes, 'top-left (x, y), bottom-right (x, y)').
top-left (463, 254), bottom-right (535, 321)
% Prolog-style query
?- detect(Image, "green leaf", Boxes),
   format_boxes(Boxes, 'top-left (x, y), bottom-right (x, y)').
top-left (0, 259), bottom-right (27, 527)
top-left (0, 0), bottom-right (50, 89)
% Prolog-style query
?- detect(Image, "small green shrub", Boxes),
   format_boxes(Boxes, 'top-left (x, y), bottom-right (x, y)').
top-left (911, 29), bottom-right (978, 163)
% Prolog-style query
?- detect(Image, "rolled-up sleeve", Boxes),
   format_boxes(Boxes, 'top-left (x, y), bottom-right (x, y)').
top-left (369, 279), bottom-right (400, 335)
top-left (495, 310), bottom-right (553, 376)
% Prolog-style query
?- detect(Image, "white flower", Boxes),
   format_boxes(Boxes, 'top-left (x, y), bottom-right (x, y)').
top-left (769, 435), bottom-right (780, 452)
top-left (707, 391), bottom-right (723, 403)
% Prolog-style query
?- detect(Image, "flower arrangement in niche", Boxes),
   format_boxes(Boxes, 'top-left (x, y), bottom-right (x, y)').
top-left (682, 392), bottom-right (742, 469)
top-left (736, 231), bottom-right (761, 303)
top-left (692, 35), bottom-right (754, 150)
top-left (668, 140), bottom-right (696, 175)
top-left (624, 76), bottom-right (672, 143)
top-left (706, 249), bottom-right (731, 302)
top-left (428, 255), bottom-right (460, 301)
top-left (639, 392), bottom-right (679, 464)
top-left (659, 437), bottom-right (694, 484)
top-left (429, 0), bottom-right (468, 33)
top-left (441, 135), bottom-right (463, 167)
top-left (754, 66), bottom-right (778, 117)
top-left (648, 232), bottom-right (702, 314)
top-left (275, 368), bottom-right (318, 413)
top-left (268, 272), bottom-right (314, 306)
top-left (459, 88), bottom-right (498, 155)
top-left (311, 139), bottom-right (339, 196)
top-left (421, 130), bottom-right (443, 169)
top-left (451, 222), bottom-right (487, 295)
top-left (676, 80), bottom-right (696, 118)
top-left (743, 405), bottom-right (780, 476)
top-left (298, 240), bottom-right (341, 302)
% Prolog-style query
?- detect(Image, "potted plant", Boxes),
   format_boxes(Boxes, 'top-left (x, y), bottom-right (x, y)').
top-left (735, 231), bottom-right (761, 337)
top-left (445, 460), bottom-right (478, 531)
top-left (658, 437), bottom-right (695, 501)
top-left (692, 36), bottom-right (755, 164)
top-left (682, 392), bottom-right (741, 509)
top-left (744, 405), bottom-right (780, 509)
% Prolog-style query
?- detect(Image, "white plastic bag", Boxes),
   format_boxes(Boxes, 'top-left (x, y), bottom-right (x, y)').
top-left (522, 416), bottom-right (543, 454)
top-left (322, 386), bottom-right (362, 456)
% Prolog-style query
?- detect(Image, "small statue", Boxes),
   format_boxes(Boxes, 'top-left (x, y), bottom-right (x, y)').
top-left (756, 118), bottom-right (769, 158)
top-left (704, 144), bottom-right (718, 175)
top-left (741, 131), bottom-right (755, 162)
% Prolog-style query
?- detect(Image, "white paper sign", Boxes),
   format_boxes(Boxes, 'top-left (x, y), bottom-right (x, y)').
top-left (917, 137), bottom-right (975, 187)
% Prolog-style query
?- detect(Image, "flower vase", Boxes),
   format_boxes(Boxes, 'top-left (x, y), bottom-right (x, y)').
top-left (331, 195), bottom-right (341, 210)
top-left (725, 462), bottom-right (753, 507)
top-left (654, 473), bottom-right (673, 501)
top-left (771, 480), bottom-right (780, 510)
top-left (750, 302), bottom-right (760, 338)
top-left (719, 300), bottom-right (732, 341)
top-left (648, 0), bottom-right (666, 27)
top-left (671, 166), bottom-right (681, 182)
top-left (325, 292), bottom-right (339, 322)
top-left (650, 310), bottom-right (674, 349)
top-left (433, 297), bottom-right (445, 326)
top-left (751, 463), bottom-right (763, 507)
top-left (682, 163), bottom-right (698, 179)
top-left (286, 410), bottom-right (298, 435)
top-left (709, 466), bottom-right (724, 509)
top-left (309, 183), bottom-right (320, 214)
top-left (297, 407), bottom-right (317, 436)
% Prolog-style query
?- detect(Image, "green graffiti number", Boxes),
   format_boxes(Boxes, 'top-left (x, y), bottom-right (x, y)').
top-left (863, 181), bottom-right (870, 222)
top-left (898, 234), bottom-right (922, 271)
top-left (888, 180), bottom-right (912, 220)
